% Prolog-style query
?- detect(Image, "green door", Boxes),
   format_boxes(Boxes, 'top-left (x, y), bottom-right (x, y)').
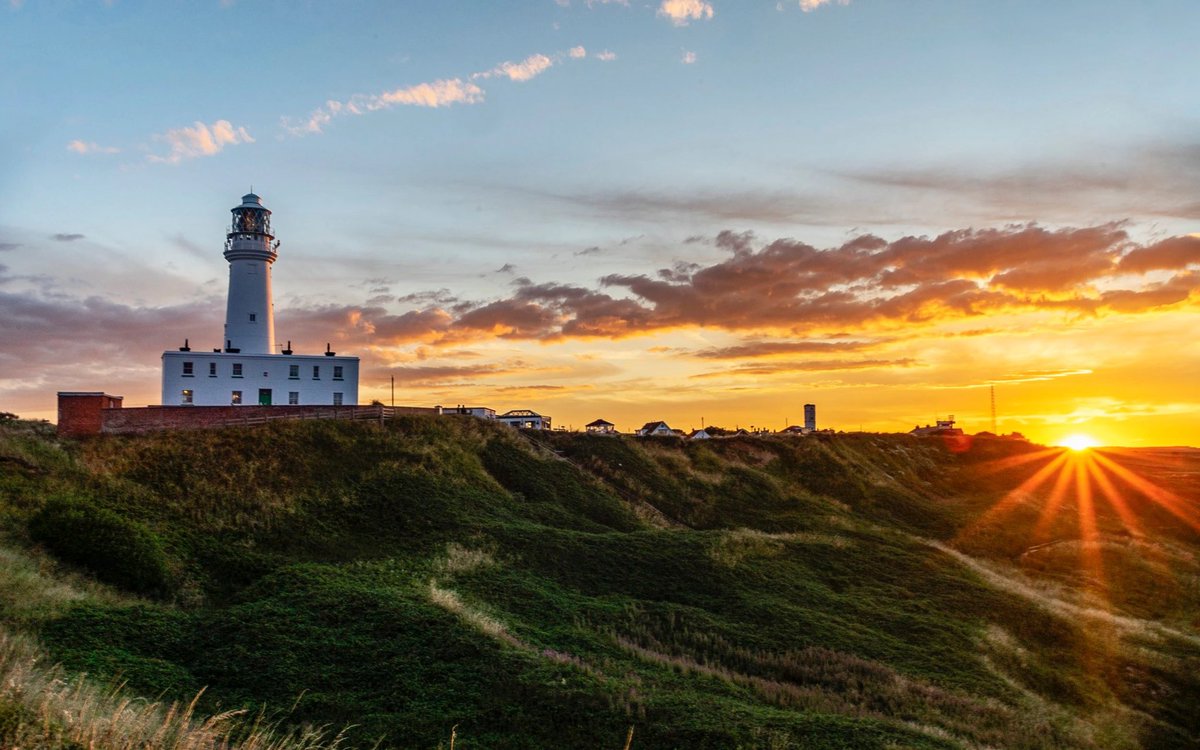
top-left (258, 389), bottom-right (272, 405)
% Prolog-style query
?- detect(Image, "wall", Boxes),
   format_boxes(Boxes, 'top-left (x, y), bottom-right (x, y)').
top-left (98, 404), bottom-right (439, 435)
top-left (57, 393), bottom-right (124, 437)
top-left (162, 351), bottom-right (359, 407)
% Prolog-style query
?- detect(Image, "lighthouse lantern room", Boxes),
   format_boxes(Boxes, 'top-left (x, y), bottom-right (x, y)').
top-left (161, 193), bottom-right (359, 407)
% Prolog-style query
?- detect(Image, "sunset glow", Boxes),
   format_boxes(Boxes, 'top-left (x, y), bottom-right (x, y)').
top-left (0, 3), bottom-right (1197, 448)
top-left (1058, 434), bottom-right (1102, 452)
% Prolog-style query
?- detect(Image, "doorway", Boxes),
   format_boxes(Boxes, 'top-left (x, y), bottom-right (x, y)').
top-left (258, 388), bottom-right (272, 406)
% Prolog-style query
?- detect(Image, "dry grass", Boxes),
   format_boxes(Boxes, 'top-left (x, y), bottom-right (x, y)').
top-left (433, 543), bottom-right (496, 576)
top-left (709, 528), bottom-right (850, 568)
top-left (0, 540), bottom-right (136, 624)
top-left (928, 540), bottom-right (1200, 646)
top-left (0, 628), bottom-right (346, 750)
top-left (428, 582), bottom-right (524, 649)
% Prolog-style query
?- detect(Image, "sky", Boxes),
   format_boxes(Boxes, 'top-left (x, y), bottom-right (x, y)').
top-left (1, 0), bottom-right (1198, 447)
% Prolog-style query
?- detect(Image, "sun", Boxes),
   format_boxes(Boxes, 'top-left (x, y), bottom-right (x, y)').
top-left (1058, 433), bottom-right (1101, 452)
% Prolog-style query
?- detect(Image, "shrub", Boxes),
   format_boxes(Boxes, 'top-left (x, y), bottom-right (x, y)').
top-left (29, 497), bottom-right (172, 596)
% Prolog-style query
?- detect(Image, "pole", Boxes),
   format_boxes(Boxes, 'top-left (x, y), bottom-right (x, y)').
top-left (391, 376), bottom-right (395, 407)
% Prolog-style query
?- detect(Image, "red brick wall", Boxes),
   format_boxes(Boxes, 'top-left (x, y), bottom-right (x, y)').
top-left (57, 394), bottom-right (124, 437)
top-left (97, 404), bottom-right (440, 435)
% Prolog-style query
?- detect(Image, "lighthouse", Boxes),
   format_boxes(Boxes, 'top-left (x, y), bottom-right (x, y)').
top-left (223, 193), bottom-right (278, 354)
top-left (160, 192), bottom-right (359, 407)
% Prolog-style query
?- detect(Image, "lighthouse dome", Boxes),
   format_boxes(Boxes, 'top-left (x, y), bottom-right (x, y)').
top-left (240, 193), bottom-right (263, 206)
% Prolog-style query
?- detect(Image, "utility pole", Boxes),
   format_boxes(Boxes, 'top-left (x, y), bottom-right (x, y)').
top-left (390, 376), bottom-right (395, 407)
top-left (990, 385), bottom-right (997, 434)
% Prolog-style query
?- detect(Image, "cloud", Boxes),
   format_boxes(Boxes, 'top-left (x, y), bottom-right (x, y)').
top-left (0, 243), bottom-right (19, 252)
top-left (841, 139), bottom-right (1200, 222)
top-left (50, 233), bottom-right (85, 242)
top-left (285, 79), bottom-right (485, 135)
top-left (681, 50), bottom-right (697, 64)
top-left (595, 50), bottom-right (618, 61)
top-left (147, 119), bottom-right (254, 164)
top-left (692, 358), bottom-right (916, 378)
top-left (657, 0), bottom-right (713, 25)
top-left (1118, 235), bottom-right (1200, 274)
top-left (798, 0), bottom-right (850, 11)
top-left (284, 46), bottom-right (592, 136)
top-left (475, 54), bottom-right (555, 82)
top-left (66, 140), bottom-right (120, 155)
top-left (694, 339), bottom-right (881, 359)
top-left (253, 224), bottom-right (1200, 352)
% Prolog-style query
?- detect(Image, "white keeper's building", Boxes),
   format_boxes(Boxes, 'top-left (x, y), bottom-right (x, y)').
top-left (161, 192), bottom-right (359, 407)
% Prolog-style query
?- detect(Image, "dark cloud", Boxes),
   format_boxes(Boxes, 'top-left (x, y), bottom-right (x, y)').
top-left (382, 363), bottom-right (513, 387)
top-left (496, 263), bottom-right (516, 274)
top-left (170, 235), bottom-right (210, 260)
top-left (521, 186), bottom-right (843, 225)
top-left (692, 358), bottom-right (918, 378)
top-left (0, 243), bottom-right (19, 252)
top-left (50, 233), bottom-right (85, 242)
top-left (267, 224), bottom-right (1200, 349)
top-left (1118, 235), bottom-right (1200, 274)
top-left (839, 139), bottom-right (1200, 222)
top-left (574, 246), bottom-right (602, 256)
top-left (694, 339), bottom-right (882, 359)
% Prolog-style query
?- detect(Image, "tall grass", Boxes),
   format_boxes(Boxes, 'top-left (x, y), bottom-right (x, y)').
top-left (0, 628), bottom-right (347, 750)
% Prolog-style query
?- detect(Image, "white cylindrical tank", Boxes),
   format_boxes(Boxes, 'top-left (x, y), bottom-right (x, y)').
top-left (222, 193), bottom-right (278, 354)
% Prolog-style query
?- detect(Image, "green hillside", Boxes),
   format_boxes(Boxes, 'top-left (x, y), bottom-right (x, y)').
top-left (0, 416), bottom-right (1197, 749)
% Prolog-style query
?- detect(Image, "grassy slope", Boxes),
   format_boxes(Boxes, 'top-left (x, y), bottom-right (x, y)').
top-left (0, 417), bottom-right (1198, 749)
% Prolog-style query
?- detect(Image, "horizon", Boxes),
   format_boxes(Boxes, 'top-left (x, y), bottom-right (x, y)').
top-left (2, 1), bottom-right (1198, 448)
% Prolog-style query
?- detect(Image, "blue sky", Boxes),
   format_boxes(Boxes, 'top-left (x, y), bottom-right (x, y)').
top-left (2, 1), bottom-right (1199, 444)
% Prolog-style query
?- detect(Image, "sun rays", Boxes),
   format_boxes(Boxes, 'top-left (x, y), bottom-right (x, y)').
top-left (956, 444), bottom-right (1198, 615)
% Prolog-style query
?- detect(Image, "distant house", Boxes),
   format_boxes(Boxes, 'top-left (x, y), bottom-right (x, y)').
top-left (497, 409), bottom-right (552, 430)
top-left (636, 421), bottom-right (674, 437)
top-left (910, 417), bottom-right (963, 437)
top-left (443, 405), bottom-right (496, 419)
top-left (585, 418), bottom-right (616, 434)
top-left (687, 428), bottom-right (711, 440)
top-left (779, 425), bottom-right (809, 436)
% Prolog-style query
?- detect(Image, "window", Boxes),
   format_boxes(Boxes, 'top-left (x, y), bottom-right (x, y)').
top-left (312, 366), bottom-right (320, 380)
top-left (288, 391), bottom-right (299, 405)
top-left (208, 362), bottom-right (217, 377)
top-left (182, 361), bottom-right (194, 376)
top-left (288, 364), bottom-right (299, 379)
top-left (231, 390), bottom-right (242, 405)
top-left (248, 313), bottom-right (256, 322)
top-left (332, 392), bottom-right (343, 406)
top-left (333, 365), bottom-right (344, 380)
top-left (181, 389), bottom-right (193, 404)
top-left (232, 363), bottom-right (243, 378)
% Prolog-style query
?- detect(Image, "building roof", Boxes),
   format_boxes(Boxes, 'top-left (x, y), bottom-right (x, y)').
top-left (639, 421), bottom-right (670, 432)
top-left (499, 409), bottom-right (543, 418)
top-left (586, 418), bottom-right (615, 427)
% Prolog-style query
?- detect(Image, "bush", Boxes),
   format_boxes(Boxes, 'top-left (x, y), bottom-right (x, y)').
top-left (29, 497), bottom-right (173, 596)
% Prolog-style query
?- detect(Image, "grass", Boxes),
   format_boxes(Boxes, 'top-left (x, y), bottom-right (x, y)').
top-left (0, 417), bottom-right (1198, 748)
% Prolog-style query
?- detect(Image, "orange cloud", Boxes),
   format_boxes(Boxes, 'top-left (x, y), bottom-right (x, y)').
top-left (66, 140), bottom-right (119, 155)
top-left (657, 0), bottom-right (713, 26)
top-left (148, 119), bottom-right (253, 164)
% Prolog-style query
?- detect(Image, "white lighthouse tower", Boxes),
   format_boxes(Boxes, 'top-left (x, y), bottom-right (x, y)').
top-left (161, 191), bottom-right (359, 407)
top-left (223, 193), bottom-right (278, 354)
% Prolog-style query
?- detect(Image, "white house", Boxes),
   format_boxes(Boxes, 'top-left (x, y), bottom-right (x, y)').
top-left (444, 405), bottom-right (496, 419)
top-left (161, 193), bottom-right (359, 407)
top-left (585, 418), bottom-right (616, 434)
top-left (687, 428), bottom-right (711, 440)
top-left (636, 421), bottom-right (674, 437)
top-left (497, 409), bottom-right (552, 429)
